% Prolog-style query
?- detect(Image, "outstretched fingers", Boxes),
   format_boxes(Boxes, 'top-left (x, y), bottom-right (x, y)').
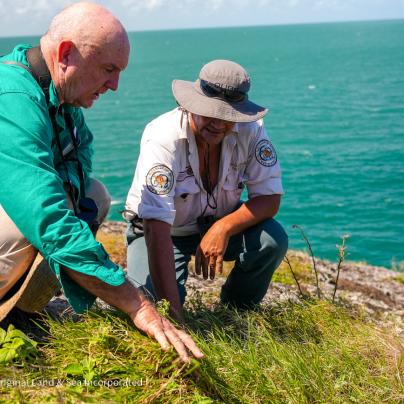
top-left (147, 318), bottom-right (204, 362)
top-left (171, 325), bottom-right (204, 359)
top-left (161, 319), bottom-right (204, 362)
top-left (133, 302), bottom-right (204, 362)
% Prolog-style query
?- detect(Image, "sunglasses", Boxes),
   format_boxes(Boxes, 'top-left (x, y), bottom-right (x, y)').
top-left (200, 80), bottom-right (247, 103)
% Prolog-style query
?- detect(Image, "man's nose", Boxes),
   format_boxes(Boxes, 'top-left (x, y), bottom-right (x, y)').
top-left (107, 72), bottom-right (120, 91)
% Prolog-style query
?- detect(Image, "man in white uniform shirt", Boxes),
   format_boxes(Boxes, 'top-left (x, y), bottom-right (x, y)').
top-left (125, 60), bottom-right (288, 322)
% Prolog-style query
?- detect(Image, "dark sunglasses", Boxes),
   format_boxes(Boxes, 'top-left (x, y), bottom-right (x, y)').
top-left (200, 80), bottom-right (247, 103)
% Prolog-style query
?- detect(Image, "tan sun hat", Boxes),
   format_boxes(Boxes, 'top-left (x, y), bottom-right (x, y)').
top-left (172, 59), bottom-right (268, 123)
top-left (0, 253), bottom-right (60, 322)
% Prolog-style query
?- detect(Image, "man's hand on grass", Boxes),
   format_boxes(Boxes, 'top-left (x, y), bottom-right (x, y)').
top-left (130, 298), bottom-right (204, 363)
top-left (61, 267), bottom-right (203, 363)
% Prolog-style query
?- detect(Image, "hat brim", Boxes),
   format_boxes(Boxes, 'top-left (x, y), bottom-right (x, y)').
top-left (172, 79), bottom-right (268, 123)
top-left (0, 254), bottom-right (59, 322)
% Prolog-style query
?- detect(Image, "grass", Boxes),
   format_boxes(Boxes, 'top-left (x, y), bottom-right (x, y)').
top-left (0, 297), bottom-right (403, 403)
top-left (1, 229), bottom-right (403, 402)
top-left (393, 274), bottom-right (404, 284)
top-left (272, 255), bottom-right (313, 286)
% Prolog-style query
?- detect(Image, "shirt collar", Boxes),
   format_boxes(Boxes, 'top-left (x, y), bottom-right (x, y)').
top-left (20, 45), bottom-right (61, 111)
top-left (48, 81), bottom-right (61, 110)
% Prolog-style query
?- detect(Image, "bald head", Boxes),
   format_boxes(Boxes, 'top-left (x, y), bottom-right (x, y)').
top-left (40, 2), bottom-right (130, 107)
top-left (42, 2), bottom-right (129, 57)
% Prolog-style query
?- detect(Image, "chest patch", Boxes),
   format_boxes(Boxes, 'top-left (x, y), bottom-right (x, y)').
top-left (146, 165), bottom-right (174, 195)
top-left (255, 140), bottom-right (277, 167)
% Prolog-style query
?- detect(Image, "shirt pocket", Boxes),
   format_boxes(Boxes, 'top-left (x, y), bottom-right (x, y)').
top-left (223, 163), bottom-right (247, 192)
top-left (173, 177), bottom-right (201, 227)
top-left (174, 176), bottom-right (200, 200)
top-left (222, 167), bottom-right (247, 209)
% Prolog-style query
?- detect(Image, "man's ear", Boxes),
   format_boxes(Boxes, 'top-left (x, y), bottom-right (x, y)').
top-left (57, 40), bottom-right (75, 70)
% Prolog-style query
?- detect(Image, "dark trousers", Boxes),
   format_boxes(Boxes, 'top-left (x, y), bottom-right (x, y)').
top-left (126, 218), bottom-right (288, 308)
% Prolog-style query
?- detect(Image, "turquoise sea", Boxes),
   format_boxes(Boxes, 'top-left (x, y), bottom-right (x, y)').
top-left (1, 19), bottom-right (403, 268)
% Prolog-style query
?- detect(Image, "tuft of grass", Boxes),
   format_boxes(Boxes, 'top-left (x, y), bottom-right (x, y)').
top-left (394, 274), bottom-right (404, 284)
top-left (273, 254), bottom-right (314, 286)
top-left (0, 301), bottom-right (402, 403)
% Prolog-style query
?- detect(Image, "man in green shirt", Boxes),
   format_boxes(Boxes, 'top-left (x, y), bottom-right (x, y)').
top-left (0, 2), bottom-right (203, 362)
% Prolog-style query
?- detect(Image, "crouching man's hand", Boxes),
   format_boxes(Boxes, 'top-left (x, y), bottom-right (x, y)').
top-left (130, 294), bottom-right (204, 362)
top-left (195, 221), bottom-right (230, 280)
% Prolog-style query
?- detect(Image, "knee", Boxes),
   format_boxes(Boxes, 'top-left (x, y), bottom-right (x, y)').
top-left (86, 178), bottom-right (111, 224)
top-left (0, 205), bottom-right (33, 255)
top-left (258, 219), bottom-right (289, 260)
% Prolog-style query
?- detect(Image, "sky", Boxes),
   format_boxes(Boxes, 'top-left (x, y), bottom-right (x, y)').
top-left (0, 0), bottom-right (404, 37)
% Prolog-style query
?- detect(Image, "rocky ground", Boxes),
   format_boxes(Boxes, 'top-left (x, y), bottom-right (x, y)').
top-left (43, 221), bottom-right (403, 338)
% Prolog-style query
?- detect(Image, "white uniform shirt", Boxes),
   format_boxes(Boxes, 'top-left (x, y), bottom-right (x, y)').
top-left (125, 108), bottom-right (284, 236)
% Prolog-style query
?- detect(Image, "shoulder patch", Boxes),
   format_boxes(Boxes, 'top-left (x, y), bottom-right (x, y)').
top-left (255, 139), bottom-right (277, 167)
top-left (146, 165), bottom-right (174, 195)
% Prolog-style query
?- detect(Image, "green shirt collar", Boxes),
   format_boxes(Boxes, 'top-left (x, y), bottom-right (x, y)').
top-left (48, 81), bottom-right (61, 110)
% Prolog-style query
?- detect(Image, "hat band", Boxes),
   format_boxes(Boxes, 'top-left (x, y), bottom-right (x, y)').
top-left (200, 79), bottom-right (247, 103)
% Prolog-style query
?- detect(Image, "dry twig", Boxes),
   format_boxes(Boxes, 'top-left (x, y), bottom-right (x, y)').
top-left (284, 256), bottom-right (304, 297)
top-left (292, 225), bottom-right (321, 298)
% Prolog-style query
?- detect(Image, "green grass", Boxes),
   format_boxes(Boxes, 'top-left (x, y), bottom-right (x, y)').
top-left (393, 274), bottom-right (404, 284)
top-left (272, 255), bottom-right (313, 286)
top-left (0, 298), bottom-right (403, 403)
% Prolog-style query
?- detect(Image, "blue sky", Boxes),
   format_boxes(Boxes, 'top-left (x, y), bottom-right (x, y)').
top-left (0, 0), bottom-right (404, 37)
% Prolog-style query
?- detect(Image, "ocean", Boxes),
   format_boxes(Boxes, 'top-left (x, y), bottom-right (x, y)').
top-left (1, 19), bottom-right (403, 268)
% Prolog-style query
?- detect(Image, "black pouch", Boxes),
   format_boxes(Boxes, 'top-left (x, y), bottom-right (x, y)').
top-left (77, 197), bottom-right (99, 233)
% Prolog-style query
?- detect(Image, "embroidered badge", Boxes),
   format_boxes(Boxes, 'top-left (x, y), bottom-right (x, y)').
top-left (255, 140), bottom-right (277, 167)
top-left (146, 165), bottom-right (174, 195)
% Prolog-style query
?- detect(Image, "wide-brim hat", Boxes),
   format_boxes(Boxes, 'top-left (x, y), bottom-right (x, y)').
top-left (172, 59), bottom-right (268, 123)
top-left (0, 254), bottom-right (60, 322)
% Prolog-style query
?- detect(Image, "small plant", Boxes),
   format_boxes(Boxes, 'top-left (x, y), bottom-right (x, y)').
top-left (332, 234), bottom-right (349, 303)
top-left (156, 299), bottom-right (171, 317)
top-left (391, 258), bottom-right (404, 273)
top-left (0, 324), bottom-right (37, 364)
top-left (283, 255), bottom-right (305, 297)
top-left (292, 224), bottom-right (321, 298)
top-left (64, 357), bottom-right (97, 381)
top-left (288, 227), bottom-right (351, 304)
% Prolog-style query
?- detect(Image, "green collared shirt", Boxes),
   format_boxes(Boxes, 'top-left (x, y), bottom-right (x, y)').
top-left (0, 44), bottom-right (125, 312)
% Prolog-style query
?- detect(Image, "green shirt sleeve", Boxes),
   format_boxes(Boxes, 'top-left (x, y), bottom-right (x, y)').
top-left (0, 91), bottom-right (125, 313)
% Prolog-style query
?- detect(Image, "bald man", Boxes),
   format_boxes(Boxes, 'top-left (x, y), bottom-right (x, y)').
top-left (0, 2), bottom-right (203, 362)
